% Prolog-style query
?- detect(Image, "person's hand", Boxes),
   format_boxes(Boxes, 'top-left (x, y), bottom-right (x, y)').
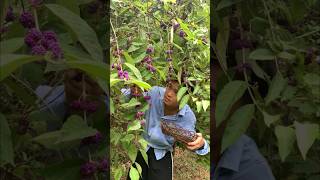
top-left (186, 133), bottom-right (205, 151)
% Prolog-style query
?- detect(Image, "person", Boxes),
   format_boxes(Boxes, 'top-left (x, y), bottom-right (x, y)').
top-left (211, 64), bottom-right (275, 180)
top-left (123, 80), bottom-right (210, 180)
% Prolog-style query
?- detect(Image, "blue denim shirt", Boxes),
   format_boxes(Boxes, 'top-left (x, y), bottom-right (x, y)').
top-left (211, 135), bottom-right (275, 180)
top-left (122, 86), bottom-right (209, 160)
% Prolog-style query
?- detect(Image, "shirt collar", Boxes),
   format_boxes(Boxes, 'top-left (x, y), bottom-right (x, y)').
top-left (216, 135), bottom-right (246, 172)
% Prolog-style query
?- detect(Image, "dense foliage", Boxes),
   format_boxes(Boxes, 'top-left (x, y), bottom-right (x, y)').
top-left (0, 0), bottom-right (108, 179)
top-left (213, 0), bottom-right (320, 179)
top-left (110, 0), bottom-right (210, 179)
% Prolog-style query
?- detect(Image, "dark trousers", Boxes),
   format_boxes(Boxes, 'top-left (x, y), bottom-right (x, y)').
top-left (127, 147), bottom-right (172, 180)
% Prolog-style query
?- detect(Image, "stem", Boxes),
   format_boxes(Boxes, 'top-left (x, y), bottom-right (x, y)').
top-left (110, 19), bottom-right (122, 69)
top-left (19, 0), bottom-right (25, 11)
top-left (33, 8), bottom-right (40, 31)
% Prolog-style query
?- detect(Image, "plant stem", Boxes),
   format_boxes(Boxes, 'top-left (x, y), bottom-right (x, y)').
top-left (110, 19), bottom-right (122, 69)
top-left (33, 8), bottom-right (40, 31)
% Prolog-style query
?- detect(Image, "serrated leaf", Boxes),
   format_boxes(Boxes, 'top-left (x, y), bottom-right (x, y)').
top-left (177, 87), bottom-right (188, 102)
top-left (0, 113), bottom-right (14, 166)
top-left (46, 4), bottom-right (103, 61)
top-left (275, 125), bottom-right (295, 162)
top-left (127, 120), bottom-right (141, 132)
top-left (179, 94), bottom-right (190, 110)
top-left (202, 100), bottom-right (210, 111)
top-left (125, 63), bottom-right (142, 80)
top-left (294, 121), bottom-right (319, 160)
top-left (221, 104), bottom-right (255, 152)
top-left (215, 81), bottom-right (247, 127)
top-left (249, 48), bottom-right (275, 60)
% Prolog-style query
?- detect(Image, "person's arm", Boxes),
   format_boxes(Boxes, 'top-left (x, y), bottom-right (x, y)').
top-left (183, 109), bottom-right (210, 155)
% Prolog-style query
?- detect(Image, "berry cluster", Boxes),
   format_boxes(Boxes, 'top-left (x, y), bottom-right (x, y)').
top-left (5, 6), bottom-right (15, 23)
top-left (24, 28), bottom-right (63, 59)
top-left (70, 100), bottom-right (99, 113)
top-left (142, 45), bottom-right (156, 73)
top-left (19, 11), bottom-right (36, 29)
top-left (80, 158), bottom-right (109, 177)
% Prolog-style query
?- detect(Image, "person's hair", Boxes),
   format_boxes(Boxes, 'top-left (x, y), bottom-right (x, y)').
top-left (166, 79), bottom-right (179, 93)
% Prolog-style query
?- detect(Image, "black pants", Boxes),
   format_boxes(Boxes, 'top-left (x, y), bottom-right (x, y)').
top-left (127, 147), bottom-right (172, 180)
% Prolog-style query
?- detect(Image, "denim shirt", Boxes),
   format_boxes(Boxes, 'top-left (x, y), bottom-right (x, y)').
top-left (211, 135), bottom-right (275, 180)
top-left (122, 86), bottom-right (209, 160)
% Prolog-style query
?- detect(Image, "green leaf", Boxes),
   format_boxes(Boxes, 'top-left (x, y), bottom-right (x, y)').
top-left (196, 101), bottom-right (202, 113)
top-left (111, 78), bottom-right (122, 87)
top-left (221, 104), bottom-right (255, 152)
top-left (46, 4), bottom-right (103, 61)
top-left (125, 63), bottom-right (142, 80)
top-left (129, 166), bottom-right (140, 180)
top-left (177, 87), bottom-right (188, 102)
top-left (179, 94), bottom-right (190, 110)
top-left (0, 37), bottom-right (24, 53)
top-left (215, 17), bottom-right (230, 70)
top-left (202, 100), bottom-right (210, 112)
top-left (128, 144), bottom-right (138, 163)
top-left (193, 85), bottom-right (201, 95)
top-left (138, 138), bottom-right (148, 150)
top-left (123, 51), bottom-right (135, 64)
top-left (128, 45), bottom-right (141, 53)
top-left (248, 60), bottom-right (270, 81)
top-left (114, 167), bottom-right (123, 180)
top-left (110, 99), bottom-right (115, 114)
top-left (249, 48), bottom-right (275, 60)
top-left (0, 54), bottom-right (42, 81)
top-left (275, 125), bottom-right (295, 162)
top-left (56, 0), bottom-right (79, 14)
top-left (134, 52), bottom-right (147, 63)
top-left (277, 51), bottom-right (296, 60)
top-left (139, 149), bottom-right (148, 166)
top-left (304, 73), bottom-right (320, 86)
top-left (262, 111), bottom-right (281, 127)
top-left (0, 113), bottom-right (14, 166)
top-left (128, 79), bottom-right (152, 90)
top-left (32, 131), bottom-right (61, 149)
top-left (127, 120), bottom-right (141, 132)
top-left (215, 81), bottom-right (247, 127)
top-left (58, 115), bottom-right (97, 143)
top-left (265, 72), bottom-right (287, 104)
top-left (294, 121), bottom-right (319, 160)
top-left (121, 98), bottom-right (141, 108)
top-left (135, 162), bottom-right (142, 176)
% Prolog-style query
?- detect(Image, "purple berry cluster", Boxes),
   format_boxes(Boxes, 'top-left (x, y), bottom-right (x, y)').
top-left (80, 158), bottom-right (109, 177)
top-left (5, 6), bottom-right (15, 23)
top-left (135, 111), bottom-right (145, 119)
top-left (81, 131), bottom-right (103, 145)
top-left (19, 11), bottom-right (35, 29)
top-left (24, 28), bottom-right (63, 59)
top-left (142, 45), bottom-right (156, 73)
top-left (118, 70), bottom-right (129, 80)
top-left (29, 0), bottom-right (43, 8)
top-left (70, 100), bottom-right (99, 113)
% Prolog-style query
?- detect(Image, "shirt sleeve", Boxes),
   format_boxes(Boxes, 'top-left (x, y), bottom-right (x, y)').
top-left (183, 108), bottom-right (210, 155)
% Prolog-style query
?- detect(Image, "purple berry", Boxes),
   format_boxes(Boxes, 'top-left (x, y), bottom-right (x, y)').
top-left (19, 11), bottom-right (35, 29)
top-left (98, 158), bottom-right (109, 172)
top-left (144, 96), bottom-right (151, 101)
top-left (140, 119), bottom-right (146, 126)
top-left (173, 23), bottom-right (180, 31)
top-left (166, 58), bottom-right (172, 62)
top-left (135, 111), bottom-right (145, 119)
top-left (85, 101), bottom-right (99, 113)
top-left (43, 31), bottom-right (58, 42)
top-left (24, 28), bottom-right (42, 47)
top-left (118, 70), bottom-right (124, 79)
top-left (5, 6), bottom-right (15, 22)
top-left (179, 30), bottom-right (185, 37)
top-left (123, 71), bottom-right (129, 80)
top-left (31, 45), bottom-right (46, 55)
top-left (146, 46), bottom-right (154, 54)
top-left (29, 0), bottom-right (43, 7)
top-left (48, 42), bottom-right (63, 59)
top-left (80, 161), bottom-right (97, 177)
top-left (111, 63), bottom-right (115, 69)
top-left (166, 50), bottom-right (173, 54)
top-left (70, 100), bottom-right (82, 110)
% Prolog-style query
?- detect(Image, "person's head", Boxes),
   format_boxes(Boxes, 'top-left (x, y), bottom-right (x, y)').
top-left (163, 80), bottom-right (179, 109)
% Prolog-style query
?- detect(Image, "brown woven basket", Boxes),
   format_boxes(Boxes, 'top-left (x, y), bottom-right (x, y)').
top-left (160, 120), bottom-right (198, 144)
